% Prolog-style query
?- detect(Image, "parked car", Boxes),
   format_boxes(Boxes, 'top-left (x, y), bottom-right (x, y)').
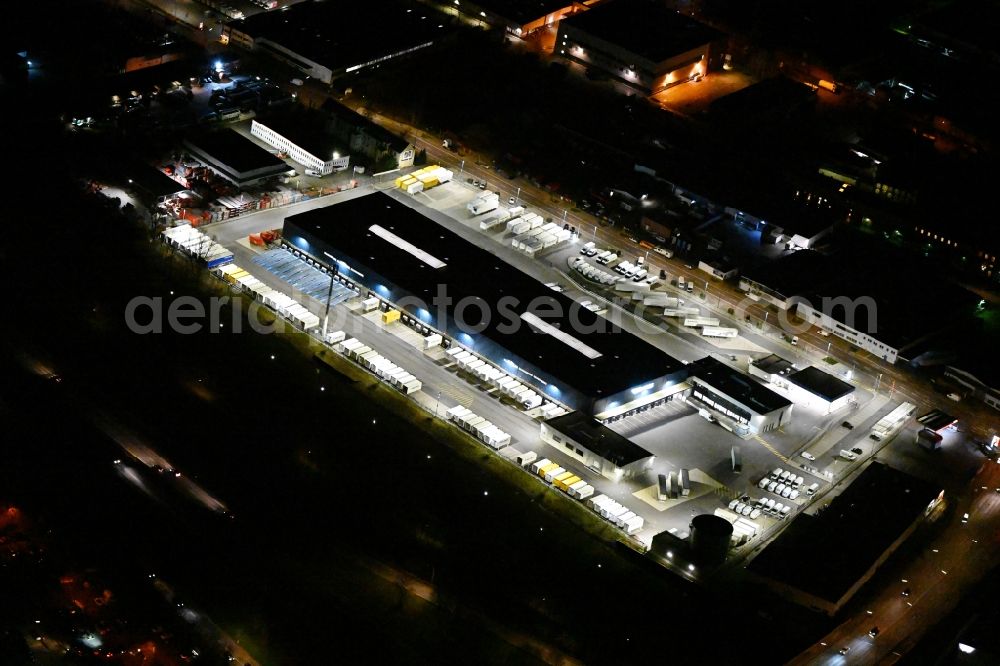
top-left (851, 447), bottom-right (864, 455)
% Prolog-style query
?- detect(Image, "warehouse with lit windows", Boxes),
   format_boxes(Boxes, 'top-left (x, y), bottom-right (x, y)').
top-left (557, 0), bottom-right (725, 94)
top-left (281, 192), bottom-right (688, 415)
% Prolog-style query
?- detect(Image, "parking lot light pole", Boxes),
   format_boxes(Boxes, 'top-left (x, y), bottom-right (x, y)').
top-left (459, 159), bottom-right (465, 174)
top-left (515, 186), bottom-right (521, 204)
top-left (322, 272), bottom-right (335, 338)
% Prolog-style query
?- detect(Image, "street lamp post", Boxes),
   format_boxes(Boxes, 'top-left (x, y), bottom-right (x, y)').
top-left (322, 270), bottom-right (336, 338)
top-left (459, 159), bottom-right (465, 175)
top-left (515, 186), bottom-right (520, 205)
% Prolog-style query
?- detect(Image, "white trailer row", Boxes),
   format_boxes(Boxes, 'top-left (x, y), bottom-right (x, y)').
top-left (215, 263), bottom-right (320, 331)
top-left (338, 337), bottom-right (423, 395)
top-left (445, 405), bottom-right (512, 450)
top-left (588, 494), bottom-right (644, 535)
top-left (512, 222), bottom-right (572, 257)
top-left (163, 223), bottom-right (234, 269)
top-left (444, 346), bottom-right (567, 415)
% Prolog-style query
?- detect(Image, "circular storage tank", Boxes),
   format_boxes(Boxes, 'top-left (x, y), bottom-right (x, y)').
top-left (689, 514), bottom-right (733, 565)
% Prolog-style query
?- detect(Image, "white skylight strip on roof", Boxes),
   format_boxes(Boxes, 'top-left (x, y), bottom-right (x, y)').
top-left (522, 312), bottom-right (603, 360)
top-left (369, 224), bottom-right (447, 269)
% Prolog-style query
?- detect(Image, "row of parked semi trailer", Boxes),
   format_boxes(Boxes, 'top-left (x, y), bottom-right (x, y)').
top-left (529, 457), bottom-right (597, 501)
top-left (506, 214), bottom-right (573, 257)
top-left (444, 346), bottom-right (568, 416)
top-left (394, 165), bottom-right (454, 195)
top-left (477, 205), bottom-right (522, 231)
top-left (214, 263), bottom-right (322, 331)
top-left (446, 405), bottom-right (512, 450)
top-left (588, 494), bottom-right (645, 535)
top-left (163, 223), bottom-right (234, 269)
top-left (337, 336), bottom-right (423, 395)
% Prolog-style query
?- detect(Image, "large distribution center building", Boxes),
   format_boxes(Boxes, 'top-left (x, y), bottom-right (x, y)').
top-left (281, 192), bottom-right (689, 415)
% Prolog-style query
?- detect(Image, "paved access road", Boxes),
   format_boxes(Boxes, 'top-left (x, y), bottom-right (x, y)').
top-left (790, 460), bottom-right (1000, 665)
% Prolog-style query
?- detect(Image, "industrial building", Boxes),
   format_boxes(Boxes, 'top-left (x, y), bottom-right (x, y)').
top-left (122, 163), bottom-right (190, 205)
top-left (686, 357), bottom-right (792, 435)
top-left (557, 0), bottom-right (725, 94)
top-left (750, 355), bottom-right (854, 413)
top-left (321, 98), bottom-right (416, 170)
top-left (230, 0), bottom-right (454, 83)
top-left (451, 0), bottom-right (595, 37)
top-left (748, 354), bottom-right (796, 384)
top-left (739, 248), bottom-right (981, 364)
top-left (281, 192), bottom-right (688, 415)
top-left (250, 116), bottom-right (350, 176)
top-left (540, 412), bottom-right (654, 482)
top-left (183, 129), bottom-right (293, 187)
top-left (749, 463), bottom-right (942, 615)
top-left (785, 366), bottom-right (855, 413)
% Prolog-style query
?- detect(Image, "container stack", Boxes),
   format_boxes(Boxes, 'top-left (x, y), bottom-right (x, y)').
top-left (163, 223), bottom-right (234, 268)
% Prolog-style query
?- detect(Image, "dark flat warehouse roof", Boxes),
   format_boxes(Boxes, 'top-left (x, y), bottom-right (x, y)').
top-left (787, 366), bottom-right (854, 403)
top-left (237, 0), bottom-right (452, 72)
top-left (283, 192), bottom-right (686, 399)
top-left (749, 463), bottom-right (940, 605)
top-left (184, 129), bottom-right (289, 179)
top-left (561, 0), bottom-right (724, 64)
top-left (690, 357), bottom-right (791, 415)
top-left (321, 98), bottom-right (411, 154)
top-left (751, 354), bottom-right (794, 377)
top-left (547, 411), bottom-right (652, 467)
top-left (741, 246), bottom-right (980, 352)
